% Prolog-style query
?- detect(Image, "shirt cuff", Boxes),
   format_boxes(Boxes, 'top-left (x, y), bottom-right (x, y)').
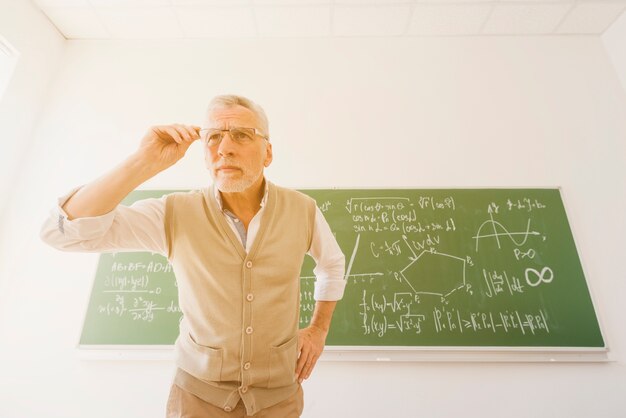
top-left (313, 278), bottom-right (347, 301)
top-left (55, 186), bottom-right (116, 239)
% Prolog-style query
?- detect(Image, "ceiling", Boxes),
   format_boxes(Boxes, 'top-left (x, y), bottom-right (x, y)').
top-left (33, 0), bottom-right (626, 39)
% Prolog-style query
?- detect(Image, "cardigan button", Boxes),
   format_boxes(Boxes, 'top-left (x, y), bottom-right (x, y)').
top-left (246, 326), bottom-right (253, 334)
top-left (246, 293), bottom-right (254, 302)
top-left (224, 406), bottom-right (232, 412)
top-left (246, 261), bottom-right (252, 268)
top-left (244, 362), bottom-right (251, 370)
top-left (241, 386), bottom-right (248, 394)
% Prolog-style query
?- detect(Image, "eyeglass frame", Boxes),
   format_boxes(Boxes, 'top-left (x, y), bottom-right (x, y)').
top-left (199, 127), bottom-right (269, 146)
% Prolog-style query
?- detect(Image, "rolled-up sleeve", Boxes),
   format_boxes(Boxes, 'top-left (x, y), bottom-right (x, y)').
top-left (40, 186), bottom-right (168, 255)
top-left (307, 207), bottom-right (346, 301)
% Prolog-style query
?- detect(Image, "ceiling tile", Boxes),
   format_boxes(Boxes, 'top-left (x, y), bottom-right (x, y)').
top-left (255, 6), bottom-right (331, 37)
top-left (33, 0), bottom-right (91, 7)
top-left (494, 0), bottom-right (573, 2)
top-left (336, 0), bottom-right (413, 4)
top-left (90, 0), bottom-right (172, 6)
top-left (34, 0), bottom-right (626, 39)
top-left (173, 0), bottom-right (250, 5)
top-left (556, 2), bottom-right (626, 33)
top-left (417, 0), bottom-right (491, 3)
top-left (253, 0), bottom-right (331, 4)
top-left (175, 6), bottom-right (257, 37)
top-left (42, 7), bottom-right (109, 38)
top-left (483, 3), bottom-right (573, 34)
top-left (333, 5), bottom-right (413, 36)
top-left (408, 4), bottom-right (492, 35)
top-left (95, 6), bottom-right (184, 39)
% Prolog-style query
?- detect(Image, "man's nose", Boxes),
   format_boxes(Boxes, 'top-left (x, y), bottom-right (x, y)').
top-left (217, 132), bottom-right (236, 156)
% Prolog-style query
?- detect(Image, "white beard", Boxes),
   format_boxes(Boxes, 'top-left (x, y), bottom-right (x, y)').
top-left (214, 168), bottom-right (263, 193)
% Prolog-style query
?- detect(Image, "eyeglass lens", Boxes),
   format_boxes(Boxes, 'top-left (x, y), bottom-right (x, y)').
top-left (206, 128), bottom-right (255, 145)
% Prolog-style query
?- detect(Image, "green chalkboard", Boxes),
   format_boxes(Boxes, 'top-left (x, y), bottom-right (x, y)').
top-left (79, 188), bottom-right (605, 349)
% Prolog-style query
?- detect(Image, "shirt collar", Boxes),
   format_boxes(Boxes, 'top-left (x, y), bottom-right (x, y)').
top-left (213, 179), bottom-right (269, 212)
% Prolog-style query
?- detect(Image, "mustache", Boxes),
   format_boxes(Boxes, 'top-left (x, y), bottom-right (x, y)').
top-left (215, 159), bottom-right (242, 170)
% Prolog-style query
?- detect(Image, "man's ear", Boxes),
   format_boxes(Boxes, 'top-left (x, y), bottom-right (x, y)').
top-left (264, 141), bottom-right (273, 167)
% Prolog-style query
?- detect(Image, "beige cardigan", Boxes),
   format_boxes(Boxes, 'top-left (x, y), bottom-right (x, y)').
top-left (164, 182), bottom-right (316, 415)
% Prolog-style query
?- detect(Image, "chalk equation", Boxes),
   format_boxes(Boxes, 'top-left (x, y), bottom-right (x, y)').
top-left (94, 258), bottom-right (180, 323)
top-left (296, 191), bottom-right (565, 345)
top-left (358, 289), bottom-right (550, 338)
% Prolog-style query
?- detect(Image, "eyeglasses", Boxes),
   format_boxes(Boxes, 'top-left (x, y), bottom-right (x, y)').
top-left (199, 127), bottom-right (268, 147)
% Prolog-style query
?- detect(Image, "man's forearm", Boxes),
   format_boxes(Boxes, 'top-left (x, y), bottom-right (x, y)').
top-left (62, 153), bottom-right (161, 220)
top-left (61, 124), bottom-right (200, 221)
top-left (296, 300), bottom-right (338, 382)
top-left (309, 300), bottom-right (337, 333)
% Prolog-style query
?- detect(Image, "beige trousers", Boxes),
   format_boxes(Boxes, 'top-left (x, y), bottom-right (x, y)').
top-left (166, 384), bottom-right (304, 418)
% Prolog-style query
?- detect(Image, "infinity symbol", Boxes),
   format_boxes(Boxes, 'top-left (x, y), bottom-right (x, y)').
top-left (525, 266), bottom-right (554, 287)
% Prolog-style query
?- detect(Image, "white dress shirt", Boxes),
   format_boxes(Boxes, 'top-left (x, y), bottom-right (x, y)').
top-left (40, 183), bottom-right (346, 301)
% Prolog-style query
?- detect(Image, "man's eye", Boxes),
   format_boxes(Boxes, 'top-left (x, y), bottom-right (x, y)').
top-left (232, 131), bottom-right (252, 142)
top-left (208, 134), bottom-right (221, 143)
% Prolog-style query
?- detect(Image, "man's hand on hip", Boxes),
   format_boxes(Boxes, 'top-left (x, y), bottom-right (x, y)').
top-left (295, 325), bottom-right (328, 383)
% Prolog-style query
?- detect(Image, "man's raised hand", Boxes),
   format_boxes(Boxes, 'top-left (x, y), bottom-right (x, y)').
top-left (136, 124), bottom-right (201, 170)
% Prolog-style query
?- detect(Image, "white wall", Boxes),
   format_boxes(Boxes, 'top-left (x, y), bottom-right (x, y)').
top-left (603, 11), bottom-right (626, 94)
top-left (1, 35), bottom-right (625, 417)
top-left (0, 0), bottom-right (66, 314)
top-left (0, 0), bottom-right (65, 219)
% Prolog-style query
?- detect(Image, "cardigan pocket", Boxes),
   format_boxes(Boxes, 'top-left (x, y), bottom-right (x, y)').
top-left (176, 332), bottom-right (224, 382)
top-left (268, 334), bottom-right (298, 388)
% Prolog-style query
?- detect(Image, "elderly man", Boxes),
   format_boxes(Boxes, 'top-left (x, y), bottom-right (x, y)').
top-left (40, 95), bottom-right (346, 417)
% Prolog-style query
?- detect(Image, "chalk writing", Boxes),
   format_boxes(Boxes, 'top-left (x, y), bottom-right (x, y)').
top-left (358, 288), bottom-right (550, 337)
top-left (433, 307), bottom-right (550, 335)
top-left (483, 269), bottom-right (525, 298)
top-left (506, 198), bottom-right (546, 212)
top-left (525, 266), bottom-right (554, 287)
top-left (473, 213), bottom-right (541, 252)
top-left (306, 191), bottom-right (562, 342)
top-left (94, 260), bottom-right (178, 323)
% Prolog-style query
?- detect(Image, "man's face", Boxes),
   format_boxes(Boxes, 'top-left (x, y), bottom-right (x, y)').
top-left (203, 105), bottom-right (273, 193)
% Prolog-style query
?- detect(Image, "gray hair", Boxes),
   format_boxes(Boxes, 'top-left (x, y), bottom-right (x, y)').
top-left (206, 94), bottom-right (270, 138)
